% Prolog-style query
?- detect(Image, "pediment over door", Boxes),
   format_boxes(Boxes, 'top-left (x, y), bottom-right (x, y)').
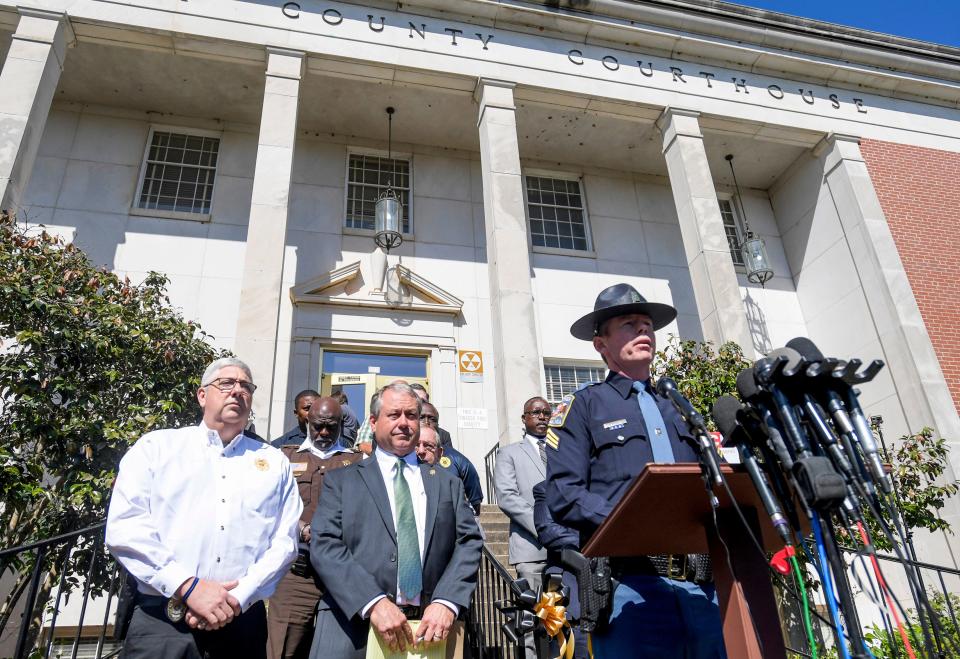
top-left (289, 261), bottom-right (463, 316)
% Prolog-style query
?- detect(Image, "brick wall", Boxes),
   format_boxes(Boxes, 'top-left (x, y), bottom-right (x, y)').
top-left (860, 139), bottom-right (960, 411)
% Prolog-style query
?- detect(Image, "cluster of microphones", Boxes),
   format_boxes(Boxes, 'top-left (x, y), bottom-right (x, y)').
top-left (497, 337), bottom-right (951, 659)
top-left (662, 336), bottom-right (951, 659)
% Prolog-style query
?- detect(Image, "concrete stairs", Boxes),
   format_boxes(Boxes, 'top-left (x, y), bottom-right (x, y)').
top-left (478, 504), bottom-right (514, 576)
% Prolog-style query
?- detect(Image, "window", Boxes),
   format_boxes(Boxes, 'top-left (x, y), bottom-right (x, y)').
top-left (345, 153), bottom-right (411, 233)
top-left (526, 175), bottom-right (590, 251)
top-left (544, 363), bottom-right (606, 406)
top-left (136, 129), bottom-right (219, 215)
top-left (719, 198), bottom-right (746, 268)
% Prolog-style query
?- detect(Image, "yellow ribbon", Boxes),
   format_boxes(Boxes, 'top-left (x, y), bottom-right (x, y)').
top-left (534, 591), bottom-right (575, 659)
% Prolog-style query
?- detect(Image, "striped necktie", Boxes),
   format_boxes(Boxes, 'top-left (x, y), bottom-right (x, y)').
top-left (393, 458), bottom-right (423, 600)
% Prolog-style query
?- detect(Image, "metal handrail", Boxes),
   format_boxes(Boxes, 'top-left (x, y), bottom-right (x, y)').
top-left (1, 521), bottom-right (121, 659)
top-left (0, 522), bottom-right (107, 559)
top-left (466, 545), bottom-right (523, 659)
top-left (484, 444), bottom-right (500, 505)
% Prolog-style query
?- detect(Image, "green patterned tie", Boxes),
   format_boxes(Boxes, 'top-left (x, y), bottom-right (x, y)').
top-left (393, 458), bottom-right (423, 600)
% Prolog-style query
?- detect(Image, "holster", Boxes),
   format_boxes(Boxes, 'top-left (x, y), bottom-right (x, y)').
top-left (560, 549), bottom-right (616, 634)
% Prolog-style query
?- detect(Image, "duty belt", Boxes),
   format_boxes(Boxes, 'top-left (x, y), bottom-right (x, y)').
top-left (610, 554), bottom-right (712, 583)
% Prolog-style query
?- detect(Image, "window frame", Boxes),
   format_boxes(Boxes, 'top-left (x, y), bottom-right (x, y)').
top-left (130, 125), bottom-right (223, 223)
top-left (543, 360), bottom-right (607, 406)
top-left (522, 169), bottom-right (596, 258)
top-left (342, 147), bottom-right (415, 240)
top-left (718, 193), bottom-right (747, 272)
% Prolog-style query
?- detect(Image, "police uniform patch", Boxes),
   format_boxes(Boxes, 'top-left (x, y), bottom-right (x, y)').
top-left (439, 456), bottom-right (452, 469)
top-left (548, 394), bottom-right (574, 428)
top-left (291, 462), bottom-right (308, 475)
top-left (545, 428), bottom-right (560, 450)
top-left (255, 458), bottom-right (269, 472)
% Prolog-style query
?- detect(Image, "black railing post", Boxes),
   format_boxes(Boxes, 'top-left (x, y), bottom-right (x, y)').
top-left (484, 444), bottom-right (500, 505)
top-left (13, 546), bottom-right (47, 659)
top-left (71, 529), bottom-right (103, 659)
top-left (44, 541), bottom-right (76, 659)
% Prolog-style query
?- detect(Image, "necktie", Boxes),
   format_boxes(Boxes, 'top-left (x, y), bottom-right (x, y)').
top-left (393, 458), bottom-right (423, 600)
top-left (537, 438), bottom-right (547, 466)
top-left (633, 382), bottom-right (676, 463)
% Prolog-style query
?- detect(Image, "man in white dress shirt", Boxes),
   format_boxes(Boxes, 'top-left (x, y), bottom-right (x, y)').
top-left (309, 382), bottom-right (482, 658)
top-left (106, 357), bottom-right (302, 659)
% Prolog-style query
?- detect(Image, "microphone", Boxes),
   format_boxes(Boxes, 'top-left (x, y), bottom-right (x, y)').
top-left (713, 396), bottom-right (792, 545)
top-left (655, 377), bottom-right (723, 486)
top-left (736, 368), bottom-right (795, 470)
top-left (751, 350), bottom-right (815, 458)
top-left (786, 337), bottom-right (892, 494)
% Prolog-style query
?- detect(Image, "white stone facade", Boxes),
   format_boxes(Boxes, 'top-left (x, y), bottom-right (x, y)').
top-left (3, 0), bottom-right (960, 570)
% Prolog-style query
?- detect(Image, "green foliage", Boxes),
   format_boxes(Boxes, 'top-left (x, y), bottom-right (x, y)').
top-left (817, 592), bottom-right (960, 659)
top-left (0, 212), bottom-right (225, 622)
top-left (654, 335), bottom-right (752, 430)
top-left (888, 428), bottom-right (959, 536)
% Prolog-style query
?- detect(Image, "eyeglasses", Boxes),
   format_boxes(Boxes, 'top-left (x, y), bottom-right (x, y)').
top-left (205, 377), bottom-right (257, 395)
top-left (420, 414), bottom-right (439, 423)
top-left (525, 410), bottom-right (552, 417)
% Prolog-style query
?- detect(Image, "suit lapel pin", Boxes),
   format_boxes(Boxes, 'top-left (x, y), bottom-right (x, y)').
top-left (429, 468), bottom-right (436, 475)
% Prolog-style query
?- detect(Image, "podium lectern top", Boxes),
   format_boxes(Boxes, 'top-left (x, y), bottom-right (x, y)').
top-left (582, 463), bottom-right (799, 557)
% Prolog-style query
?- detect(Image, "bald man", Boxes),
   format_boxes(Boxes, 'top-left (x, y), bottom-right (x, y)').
top-left (267, 397), bottom-right (362, 659)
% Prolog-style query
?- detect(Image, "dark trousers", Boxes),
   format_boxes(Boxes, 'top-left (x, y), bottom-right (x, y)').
top-left (267, 571), bottom-right (322, 659)
top-left (121, 599), bottom-right (267, 659)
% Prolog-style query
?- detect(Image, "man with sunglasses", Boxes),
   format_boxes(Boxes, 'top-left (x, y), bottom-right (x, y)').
top-left (493, 396), bottom-right (553, 659)
top-left (107, 357), bottom-right (303, 659)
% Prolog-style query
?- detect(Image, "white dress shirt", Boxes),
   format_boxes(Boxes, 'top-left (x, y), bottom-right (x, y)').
top-left (297, 435), bottom-right (351, 459)
top-left (361, 447), bottom-right (457, 618)
top-left (525, 431), bottom-right (546, 452)
top-left (106, 423), bottom-right (303, 611)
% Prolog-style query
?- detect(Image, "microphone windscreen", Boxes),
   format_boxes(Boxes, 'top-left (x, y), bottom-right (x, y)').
top-left (786, 336), bottom-right (825, 363)
top-left (656, 377), bottom-right (677, 397)
top-left (736, 368), bottom-right (760, 400)
top-left (766, 346), bottom-right (803, 371)
top-left (712, 395), bottom-right (742, 439)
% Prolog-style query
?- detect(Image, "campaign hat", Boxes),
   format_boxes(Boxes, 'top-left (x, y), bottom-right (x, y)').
top-left (569, 283), bottom-right (677, 340)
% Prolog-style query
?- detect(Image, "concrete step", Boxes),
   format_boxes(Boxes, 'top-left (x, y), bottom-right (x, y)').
top-left (480, 504), bottom-right (502, 515)
top-left (483, 531), bottom-right (508, 544)
top-left (485, 541), bottom-right (508, 557)
top-left (479, 520), bottom-right (509, 533)
top-left (479, 512), bottom-right (507, 524)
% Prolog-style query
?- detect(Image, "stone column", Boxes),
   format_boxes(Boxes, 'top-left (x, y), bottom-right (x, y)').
top-left (820, 134), bottom-right (960, 456)
top-left (0, 9), bottom-right (71, 213)
top-left (234, 48), bottom-right (305, 429)
top-left (657, 108), bottom-right (754, 357)
top-left (475, 79), bottom-right (542, 446)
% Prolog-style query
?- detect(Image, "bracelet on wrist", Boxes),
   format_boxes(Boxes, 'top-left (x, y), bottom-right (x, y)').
top-left (182, 577), bottom-right (200, 604)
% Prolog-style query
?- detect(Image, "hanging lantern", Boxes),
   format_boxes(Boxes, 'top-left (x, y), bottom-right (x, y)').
top-left (374, 107), bottom-right (403, 251)
top-left (741, 232), bottom-right (774, 285)
top-left (725, 154), bottom-right (774, 287)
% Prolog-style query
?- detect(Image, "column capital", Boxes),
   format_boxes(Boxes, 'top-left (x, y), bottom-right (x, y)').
top-left (656, 107), bottom-right (703, 152)
top-left (474, 78), bottom-right (516, 124)
top-left (816, 132), bottom-right (865, 172)
top-left (13, 8), bottom-right (73, 64)
top-left (264, 47), bottom-right (306, 80)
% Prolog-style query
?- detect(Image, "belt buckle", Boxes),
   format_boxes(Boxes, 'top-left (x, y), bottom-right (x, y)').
top-left (667, 554), bottom-right (688, 581)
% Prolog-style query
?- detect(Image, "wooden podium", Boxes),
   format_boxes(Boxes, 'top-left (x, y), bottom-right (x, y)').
top-left (581, 464), bottom-right (789, 659)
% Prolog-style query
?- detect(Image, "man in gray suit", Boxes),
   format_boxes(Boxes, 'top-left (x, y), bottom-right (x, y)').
top-left (309, 382), bottom-right (483, 658)
top-left (493, 396), bottom-right (552, 658)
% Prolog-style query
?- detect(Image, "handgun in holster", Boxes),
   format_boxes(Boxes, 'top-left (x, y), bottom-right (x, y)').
top-left (560, 548), bottom-right (617, 634)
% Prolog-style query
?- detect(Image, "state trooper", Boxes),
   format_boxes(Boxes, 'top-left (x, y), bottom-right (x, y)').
top-left (267, 396), bottom-right (363, 659)
top-left (545, 283), bottom-right (726, 659)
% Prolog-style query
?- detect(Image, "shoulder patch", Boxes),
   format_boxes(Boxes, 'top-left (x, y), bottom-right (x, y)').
top-left (548, 394), bottom-right (575, 428)
top-left (439, 456), bottom-right (452, 468)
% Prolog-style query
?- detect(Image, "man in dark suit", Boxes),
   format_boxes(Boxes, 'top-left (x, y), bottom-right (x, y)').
top-left (309, 382), bottom-right (483, 658)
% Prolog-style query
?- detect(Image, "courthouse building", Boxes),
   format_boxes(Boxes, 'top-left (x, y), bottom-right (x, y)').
top-left (3, 0), bottom-right (960, 567)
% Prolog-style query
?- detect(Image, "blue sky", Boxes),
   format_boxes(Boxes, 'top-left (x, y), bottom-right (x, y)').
top-left (737, 1), bottom-right (960, 48)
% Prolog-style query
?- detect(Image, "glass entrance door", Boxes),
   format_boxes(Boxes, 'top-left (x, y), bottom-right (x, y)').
top-left (319, 351), bottom-right (429, 421)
